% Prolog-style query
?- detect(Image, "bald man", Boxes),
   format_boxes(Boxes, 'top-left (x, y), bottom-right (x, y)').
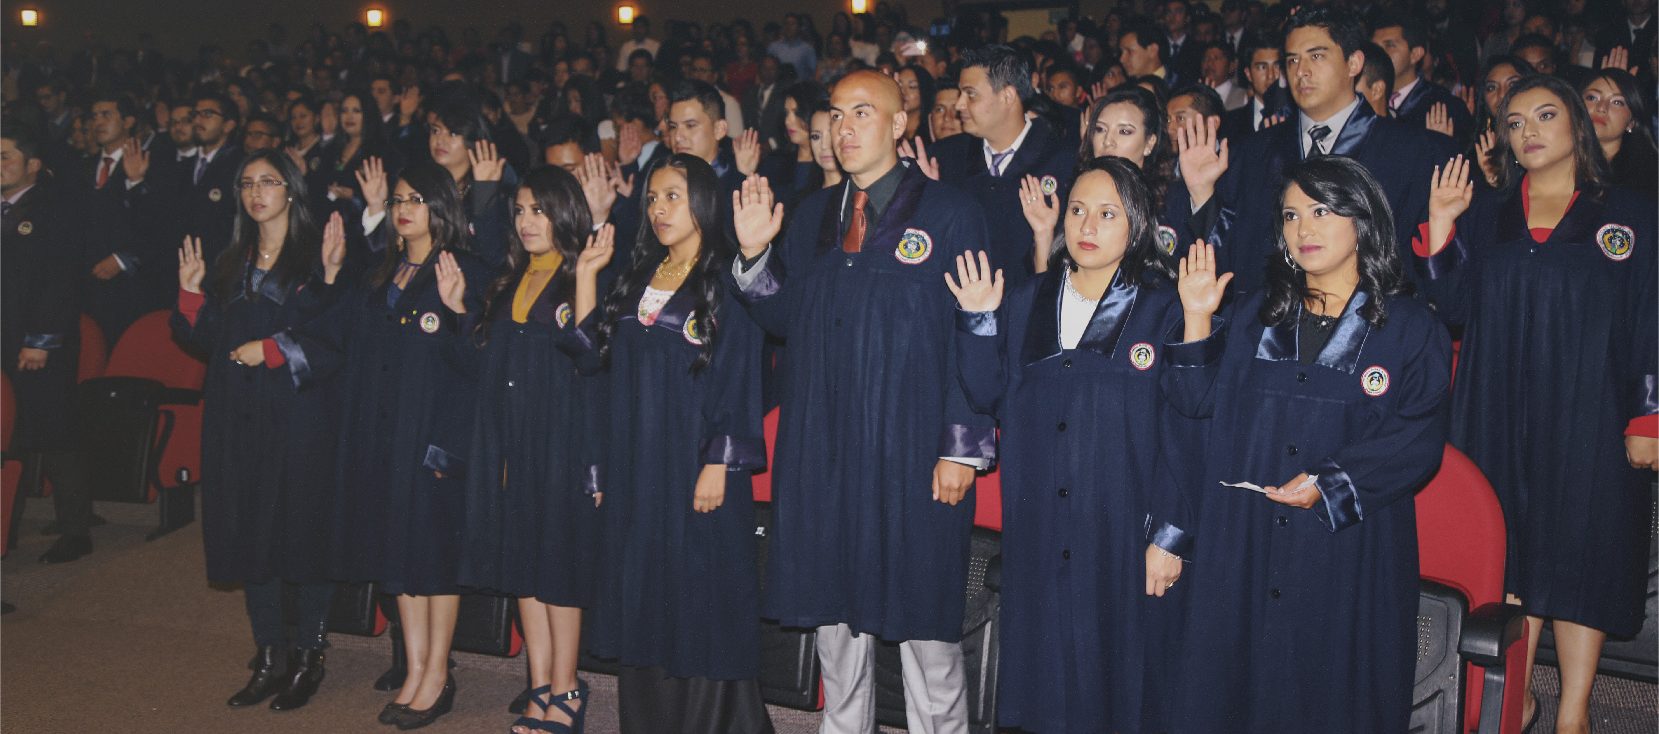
top-left (730, 70), bottom-right (995, 734)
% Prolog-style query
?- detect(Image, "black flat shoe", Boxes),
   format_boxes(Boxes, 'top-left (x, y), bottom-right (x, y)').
top-left (396, 678), bottom-right (457, 730)
top-left (269, 648), bottom-right (326, 711)
top-left (378, 702), bottom-right (410, 725)
top-left (227, 646), bottom-right (288, 707)
top-left (38, 534), bottom-right (91, 564)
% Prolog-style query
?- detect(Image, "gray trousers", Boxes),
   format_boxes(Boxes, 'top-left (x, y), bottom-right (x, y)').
top-left (815, 623), bottom-right (967, 734)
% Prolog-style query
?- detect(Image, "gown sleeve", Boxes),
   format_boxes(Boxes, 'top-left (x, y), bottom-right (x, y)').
top-left (1306, 312), bottom-right (1452, 533)
top-left (1159, 313), bottom-right (1229, 420)
top-left (698, 292), bottom-right (767, 472)
top-left (953, 305), bottom-right (1007, 421)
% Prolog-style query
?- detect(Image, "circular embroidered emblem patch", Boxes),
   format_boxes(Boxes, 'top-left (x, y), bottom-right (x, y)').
top-left (1129, 342), bottom-right (1156, 371)
top-left (1156, 224), bottom-right (1178, 255)
top-left (419, 311), bottom-right (441, 334)
top-left (1040, 175), bottom-right (1058, 196)
top-left (555, 302), bottom-right (573, 328)
top-left (1597, 223), bottom-right (1634, 261)
top-left (895, 228), bottom-right (933, 265)
top-left (683, 315), bottom-right (707, 346)
top-left (308, 157), bottom-right (321, 171)
top-left (1360, 365), bottom-right (1390, 397)
top-left (208, 187), bottom-right (222, 202)
top-left (16, 221), bottom-right (33, 236)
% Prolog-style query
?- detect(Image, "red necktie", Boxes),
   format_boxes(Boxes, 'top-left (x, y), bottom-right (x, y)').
top-left (96, 156), bottom-right (113, 188)
top-left (842, 190), bottom-right (868, 254)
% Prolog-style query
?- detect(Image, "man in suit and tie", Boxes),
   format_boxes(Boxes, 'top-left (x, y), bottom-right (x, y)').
top-left (1371, 13), bottom-right (1471, 142)
top-left (1594, 0), bottom-right (1655, 77)
top-left (742, 55), bottom-right (789, 149)
top-left (1119, 21), bottom-right (1180, 87)
top-left (1163, 0), bottom-right (1204, 84)
top-left (1178, 6), bottom-right (1457, 293)
top-left (1220, 41), bottom-right (1292, 139)
top-left (178, 92), bottom-right (243, 264)
top-left (80, 93), bottom-right (170, 343)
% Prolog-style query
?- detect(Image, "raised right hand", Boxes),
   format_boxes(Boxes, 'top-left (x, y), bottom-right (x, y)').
top-left (1018, 175), bottom-right (1059, 240)
top-left (1473, 129), bottom-right (1501, 188)
top-left (575, 223), bottom-right (616, 278)
top-left (435, 251), bottom-right (467, 314)
top-left (617, 123), bottom-right (643, 166)
top-left (357, 156), bottom-right (389, 216)
top-left (121, 137), bottom-right (150, 182)
top-left (179, 236), bottom-right (206, 293)
top-left (731, 175), bottom-right (785, 258)
top-left (1177, 240), bottom-right (1232, 319)
top-left (943, 250), bottom-right (1004, 313)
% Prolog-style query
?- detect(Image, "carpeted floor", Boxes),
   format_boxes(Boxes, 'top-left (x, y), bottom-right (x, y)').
top-left (1, 499), bottom-right (1652, 733)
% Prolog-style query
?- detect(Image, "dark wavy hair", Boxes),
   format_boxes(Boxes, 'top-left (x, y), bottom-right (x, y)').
top-left (1492, 74), bottom-right (1609, 195)
top-left (475, 166), bottom-right (592, 343)
top-left (1260, 156), bottom-right (1409, 329)
top-left (1582, 69), bottom-right (1657, 187)
top-left (365, 160), bottom-right (470, 289)
top-left (597, 154), bottom-right (729, 372)
top-left (338, 87), bottom-right (387, 148)
top-left (209, 150), bottom-right (320, 299)
top-left (1049, 156), bottom-right (1176, 287)
top-left (1080, 87), bottom-right (1174, 210)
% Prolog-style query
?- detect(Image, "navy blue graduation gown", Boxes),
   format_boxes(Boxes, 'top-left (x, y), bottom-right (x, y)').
top-left (584, 280), bottom-right (767, 680)
top-left (1416, 185), bottom-right (1657, 637)
top-left (308, 253), bottom-right (491, 596)
top-left (934, 117), bottom-right (1078, 288)
top-left (456, 278), bottom-right (603, 607)
top-left (171, 266), bottom-right (340, 584)
top-left (1163, 291), bottom-right (1451, 734)
top-left (734, 163), bottom-right (998, 643)
top-left (955, 269), bottom-right (1193, 734)
top-left (1176, 102), bottom-right (1459, 293)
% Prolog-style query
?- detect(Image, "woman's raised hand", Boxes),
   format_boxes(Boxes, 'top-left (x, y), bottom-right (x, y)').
top-left (470, 140), bottom-right (505, 182)
top-left (178, 236), bottom-right (206, 294)
top-left (1018, 175), bottom-right (1060, 241)
top-left (944, 250), bottom-right (1004, 313)
top-left (357, 156), bottom-right (388, 216)
top-left (576, 223), bottom-right (616, 279)
top-left (1177, 240), bottom-right (1232, 319)
top-left (435, 251), bottom-right (467, 314)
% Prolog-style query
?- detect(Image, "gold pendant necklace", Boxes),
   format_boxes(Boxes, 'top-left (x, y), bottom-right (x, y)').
top-left (655, 258), bottom-right (694, 279)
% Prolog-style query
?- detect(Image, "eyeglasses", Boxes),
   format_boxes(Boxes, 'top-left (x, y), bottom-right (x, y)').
top-left (194, 108), bottom-right (225, 119)
top-left (386, 194), bottom-right (428, 208)
top-left (236, 178), bottom-right (288, 191)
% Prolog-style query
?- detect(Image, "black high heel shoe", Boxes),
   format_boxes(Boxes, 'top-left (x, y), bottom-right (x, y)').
top-left (395, 677), bottom-right (457, 730)
top-left (227, 646), bottom-right (288, 707)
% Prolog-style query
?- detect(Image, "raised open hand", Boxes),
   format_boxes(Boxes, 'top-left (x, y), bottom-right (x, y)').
top-left (1425, 102), bottom-right (1453, 138)
top-left (576, 223), bottom-right (616, 279)
top-left (1177, 240), bottom-right (1232, 320)
top-left (1177, 114), bottom-right (1230, 205)
top-left (322, 212), bottom-right (346, 282)
top-left (469, 140), bottom-right (505, 182)
top-left (943, 250), bottom-right (1005, 313)
top-left (435, 251), bottom-right (467, 314)
top-left (121, 137), bottom-right (150, 182)
top-left (357, 156), bottom-right (389, 216)
top-left (1473, 128), bottom-right (1501, 188)
top-left (734, 128), bottom-right (762, 177)
top-left (731, 175), bottom-right (785, 258)
top-left (1018, 175), bottom-right (1059, 241)
top-left (577, 152), bottom-right (618, 224)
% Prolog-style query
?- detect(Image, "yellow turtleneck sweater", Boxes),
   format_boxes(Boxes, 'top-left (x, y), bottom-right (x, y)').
top-left (511, 251), bottom-right (562, 323)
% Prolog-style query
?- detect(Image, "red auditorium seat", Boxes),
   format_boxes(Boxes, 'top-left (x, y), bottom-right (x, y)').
top-left (1412, 445), bottom-right (1527, 734)
top-left (100, 310), bottom-right (206, 538)
top-left (78, 314), bottom-right (108, 384)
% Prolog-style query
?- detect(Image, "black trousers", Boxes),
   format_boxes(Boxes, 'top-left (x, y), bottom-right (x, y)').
top-left (40, 450), bottom-right (92, 536)
top-left (244, 579), bottom-right (336, 650)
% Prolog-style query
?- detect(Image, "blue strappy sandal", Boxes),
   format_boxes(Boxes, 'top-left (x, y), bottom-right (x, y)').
top-left (508, 684), bottom-right (552, 733)
top-left (532, 680), bottom-right (590, 734)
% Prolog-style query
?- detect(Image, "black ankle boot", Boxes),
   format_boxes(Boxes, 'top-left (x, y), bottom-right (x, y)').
top-left (374, 623), bottom-right (407, 691)
top-left (227, 646), bottom-right (288, 707)
top-left (269, 648), bottom-right (326, 711)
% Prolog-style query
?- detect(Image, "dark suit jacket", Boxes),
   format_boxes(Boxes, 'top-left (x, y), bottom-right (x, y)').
top-left (1392, 78), bottom-right (1474, 146)
top-left (743, 83), bottom-right (788, 150)
top-left (934, 116), bottom-right (1079, 288)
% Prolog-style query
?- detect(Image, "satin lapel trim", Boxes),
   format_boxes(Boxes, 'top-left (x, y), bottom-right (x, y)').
top-left (865, 165), bottom-right (927, 252)
top-left (1545, 190), bottom-right (1606, 247)
top-left (1253, 291), bottom-right (1372, 373)
top-left (254, 267), bottom-right (290, 306)
top-left (1327, 101), bottom-right (1377, 158)
top-left (1076, 269), bottom-right (1139, 357)
top-left (1021, 270), bottom-right (1064, 365)
top-left (1315, 291), bottom-right (1372, 374)
top-left (650, 282), bottom-right (699, 335)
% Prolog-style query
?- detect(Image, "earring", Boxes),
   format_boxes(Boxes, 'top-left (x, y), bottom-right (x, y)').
top-left (1283, 248), bottom-right (1300, 271)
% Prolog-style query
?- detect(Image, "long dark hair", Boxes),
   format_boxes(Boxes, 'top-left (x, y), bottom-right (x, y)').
top-left (476, 166), bottom-right (591, 340)
top-left (1474, 55), bottom-right (1537, 134)
top-left (365, 160), bottom-right (470, 289)
top-left (1261, 156), bottom-right (1409, 329)
top-left (339, 88), bottom-right (387, 149)
top-left (1492, 74), bottom-right (1609, 195)
top-left (597, 154), bottom-right (729, 372)
top-left (208, 150), bottom-right (321, 299)
top-left (1048, 156), bottom-right (1176, 287)
top-left (1080, 87), bottom-right (1173, 209)
top-left (1580, 69), bottom-right (1655, 187)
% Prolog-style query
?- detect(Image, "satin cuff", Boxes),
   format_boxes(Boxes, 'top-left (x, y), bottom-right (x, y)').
top-left (422, 444), bottom-right (466, 476)
top-left (1416, 224), bottom-right (1463, 280)
top-left (1163, 319), bottom-right (1226, 367)
top-left (1145, 516), bottom-right (1194, 558)
top-left (956, 309), bottom-right (998, 336)
top-left (700, 435), bottom-right (766, 471)
top-left (937, 424), bottom-right (997, 461)
top-left (731, 248), bottom-right (784, 302)
top-left (269, 330), bottom-right (312, 388)
top-left (582, 465), bottom-right (602, 496)
top-left (22, 333), bottom-right (63, 350)
top-left (1309, 458), bottom-right (1363, 532)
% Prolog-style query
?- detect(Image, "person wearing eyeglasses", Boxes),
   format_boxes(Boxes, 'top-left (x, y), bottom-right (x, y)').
top-left (240, 115), bottom-right (283, 155)
top-left (172, 149), bottom-right (347, 713)
top-left (132, 91), bottom-right (246, 266)
top-left (308, 160), bottom-right (491, 730)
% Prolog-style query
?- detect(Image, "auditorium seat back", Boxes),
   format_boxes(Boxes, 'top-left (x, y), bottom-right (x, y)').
top-left (105, 311), bottom-right (205, 390)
